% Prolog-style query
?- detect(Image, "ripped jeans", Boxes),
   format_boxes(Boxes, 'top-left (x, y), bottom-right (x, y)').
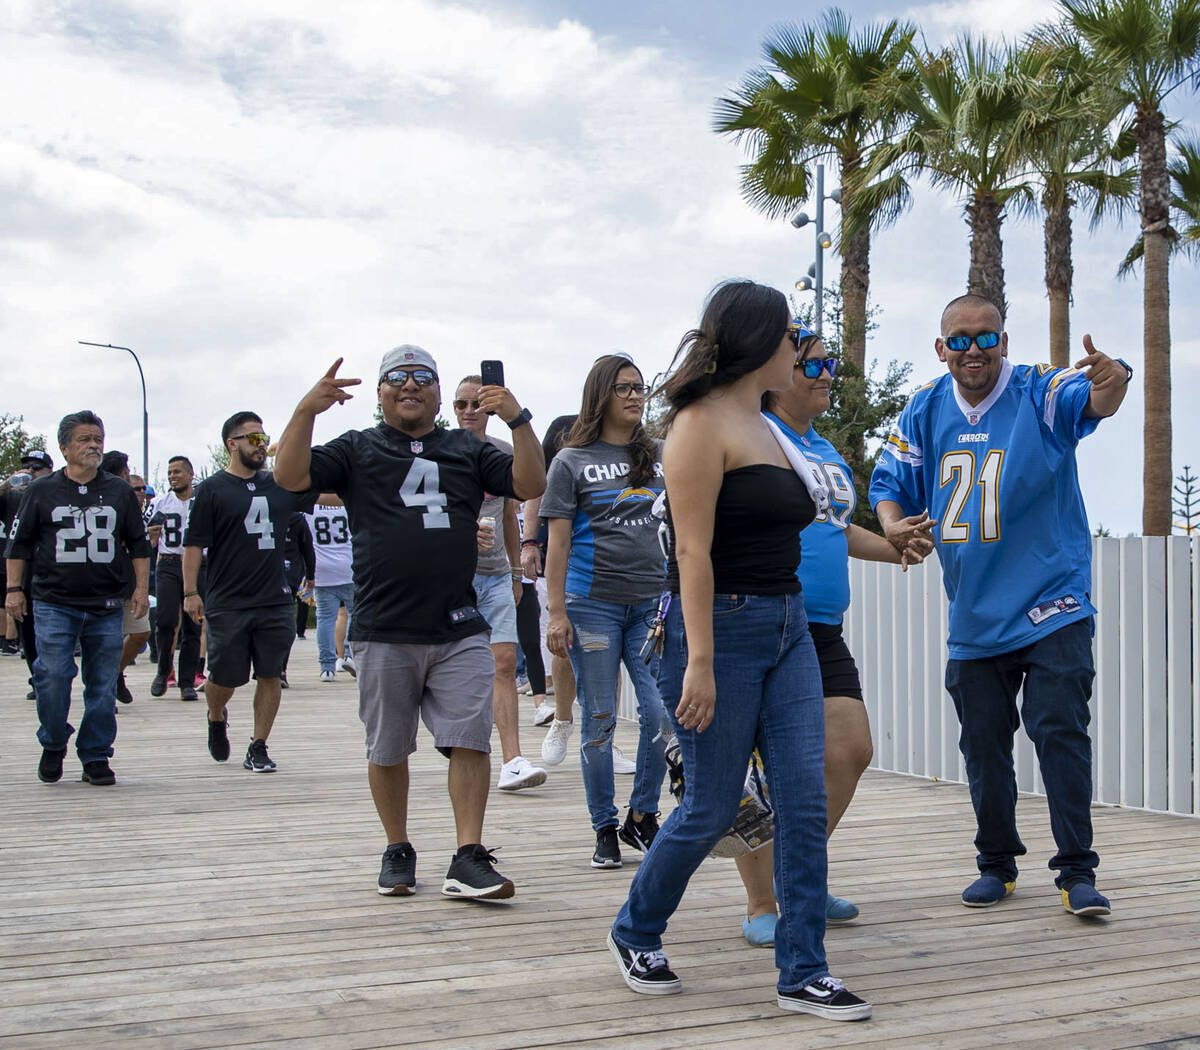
top-left (565, 593), bottom-right (669, 831)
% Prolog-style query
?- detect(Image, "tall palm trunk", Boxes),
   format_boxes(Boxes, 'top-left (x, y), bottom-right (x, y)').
top-left (966, 193), bottom-right (1006, 316)
top-left (1138, 107), bottom-right (1173, 536)
top-left (840, 224), bottom-right (870, 375)
top-left (1043, 189), bottom-right (1073, 368)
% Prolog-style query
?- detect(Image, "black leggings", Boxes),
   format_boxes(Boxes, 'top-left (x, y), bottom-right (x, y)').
top-left (516, 581), bottom-right (545, 695)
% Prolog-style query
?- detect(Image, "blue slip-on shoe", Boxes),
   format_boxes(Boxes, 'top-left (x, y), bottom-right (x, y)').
top-left (1063, 883), bottom-right (1111, 917)
top-left (742, 912), bottom-right (777, 947)
top-left (826, 892), bottom-right (860, 923)
top-left (962, 875), bottom-right (1016, 908)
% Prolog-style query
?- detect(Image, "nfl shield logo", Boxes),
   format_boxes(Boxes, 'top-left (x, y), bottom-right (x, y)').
top-left (247, 482), bottom-right (256, 491)
top-left (968, 413), bottom-right (979, 425)
top-left (411, 441), bottom-right (423, 454)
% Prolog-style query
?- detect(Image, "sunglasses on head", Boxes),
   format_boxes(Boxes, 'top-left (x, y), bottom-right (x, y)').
top-left (453, 398), bottom-right (482, 411)
top-left (234, 432), bottom-right (270, 447)
top-left (795, 356), bottom-right (839, 379)
top-left (786, 318), bottom-right (818, 349)
top-left (944, 331), bottom-right (1001, 352)
top-left (382, 368), bottom-right (437, 387)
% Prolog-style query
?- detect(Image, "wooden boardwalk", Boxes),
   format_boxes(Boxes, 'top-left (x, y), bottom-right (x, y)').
top-left (3, 636), bottom-right (1200, 1050)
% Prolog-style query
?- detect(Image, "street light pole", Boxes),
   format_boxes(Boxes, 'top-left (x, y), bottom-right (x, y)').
top-left (790, 162), bottom-right (839, 336)
top-left (78, 341), bottom-right (148, 478)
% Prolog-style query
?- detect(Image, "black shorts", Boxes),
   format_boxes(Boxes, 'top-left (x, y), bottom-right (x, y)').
top-left (808, 620), bottom-right (863, 701)
top-left (206, 605), bottom-right (295, 688)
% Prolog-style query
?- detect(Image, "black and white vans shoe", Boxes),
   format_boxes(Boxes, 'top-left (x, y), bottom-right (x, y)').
top-left (777, 975), bottom-right (871, 1021)
top-left (607, 931), bottom-right (682, 995)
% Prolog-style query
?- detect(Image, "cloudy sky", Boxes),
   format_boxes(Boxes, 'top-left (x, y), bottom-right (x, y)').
top-left (3, 0), bottom-right (1197, 534)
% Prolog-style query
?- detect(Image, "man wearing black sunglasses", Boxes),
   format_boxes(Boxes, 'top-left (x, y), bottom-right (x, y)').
top-left (274, 345), bottom-right (546, 904)
top-left (183, 411), bottom-right (315, 776)
top-left (871, 293), bottom-right (1131, 920)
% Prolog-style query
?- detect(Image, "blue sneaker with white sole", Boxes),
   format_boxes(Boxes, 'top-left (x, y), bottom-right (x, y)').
top-left (962, 875), bottom-right (1016, 907)
top-left (1063, 883), bottom-right (1111, 916)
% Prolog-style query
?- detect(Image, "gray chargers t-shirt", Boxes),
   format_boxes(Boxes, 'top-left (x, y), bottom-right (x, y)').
top-left (539, 440), bottom-right (665, 603)
top-left (475, 433), bottom-right (513, 578)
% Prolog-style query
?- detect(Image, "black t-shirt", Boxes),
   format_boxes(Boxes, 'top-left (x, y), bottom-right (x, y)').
top-left (183, 470), bottom-right (314, 614)
top-left (307, 424), bottom-right (515, 644)
top-left (4, 469), bottom-right (151, 610)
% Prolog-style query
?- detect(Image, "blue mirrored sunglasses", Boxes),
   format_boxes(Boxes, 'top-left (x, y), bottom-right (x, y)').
top-left (795, 356), bottom-right (839, 379)
top-left (944, 331), bottom-right (1001, 352)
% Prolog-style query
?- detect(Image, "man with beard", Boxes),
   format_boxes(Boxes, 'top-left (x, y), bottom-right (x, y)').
top-left (183, 412), bottom-right (313, 773)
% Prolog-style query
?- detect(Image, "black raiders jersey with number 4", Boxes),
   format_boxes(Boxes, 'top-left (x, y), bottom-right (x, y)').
top-left (4, 469), bottom-right (150, 610)
top-left (183, 470), bottom-right (314, 614)
top-left (307, 424), bottom-right (515, 644)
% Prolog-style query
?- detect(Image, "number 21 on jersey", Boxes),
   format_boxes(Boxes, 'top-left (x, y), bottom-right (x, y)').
top-left (939, 450), bottom-right (1003, 542)
top-left (399, 459), bottom-right (450, 529)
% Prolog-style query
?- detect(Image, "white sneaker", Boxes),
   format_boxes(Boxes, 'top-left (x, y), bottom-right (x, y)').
top-left (531, 701), bottom-right (556, 727)
top-left (341, 654), bottom-right (358, 678)
top-left (516, 676), bottom-right (531, 695)
top-left (335, 659), bottom-right (344, 672)
top-left (497, 755), bottom-right (547, 791)
top-left (612, 744), bottom-right (636, 775)
top-left (541, 719), bottom-right (573, 766)
top-left (320, 670), bottom-right (335, 682)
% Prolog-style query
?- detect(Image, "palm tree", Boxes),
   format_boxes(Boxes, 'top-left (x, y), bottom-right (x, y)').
top-left (1019, 33), bottom-right (1136, 366)
top-left (1119, 137), bottom-right (1200, 271)
top-left (714, 10), bottom-right (917, 374)
top-left (1061, 0), bottom-right (1200, 536)
top-left (877, 36), bottom-right (1045, 316)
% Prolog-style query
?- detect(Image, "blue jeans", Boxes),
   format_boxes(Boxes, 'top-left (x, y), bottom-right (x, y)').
top-left (32, 600), bottom-right (124, 763)
top-left (315, 584), bottom-right (355, 672)
top-left (946, 618), bottom-right (1098, 888)
top-left (565, 593), bottom-right (668, 831)
top-left (612, 592), bottom-right (829, 992)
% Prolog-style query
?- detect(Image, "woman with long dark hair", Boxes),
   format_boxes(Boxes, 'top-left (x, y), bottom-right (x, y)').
top-left (542, 354), bottom-right (668, 869)
top-left (607, 281), bottom-right (871, 1023)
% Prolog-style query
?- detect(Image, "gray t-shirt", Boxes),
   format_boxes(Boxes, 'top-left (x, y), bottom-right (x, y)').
top-left (475, 433), bottom-right (513, 577)
top-left (539, 440), bottom-right (665, 603)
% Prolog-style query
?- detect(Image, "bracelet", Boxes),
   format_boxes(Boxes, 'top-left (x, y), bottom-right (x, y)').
top-left (6, 586), bottom-right (23, 594)
top-left (520, 539), bottom-right (539, 548)
top-left (184, 590), bottom-right (199, 598)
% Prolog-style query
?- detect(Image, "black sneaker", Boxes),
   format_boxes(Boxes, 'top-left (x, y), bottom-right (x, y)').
top-left (116, 674), bottom-right (133, 705)
top-left (38, 748), bottom-right (66, 783)
top-left (279, 671), bottom-right (289, 689)
top-left (591, 826), bottom-right (622, 869)
top-left (378, 842), bottom-right (417, 896)
top-left (606, 931), bottom-right (681, 995)
top-left (243, 738), bottom-right (276, 772)
top-left (150, 672), bottom-right (168, 698)
top-left (81, 760), bottom-right (116, 786)
top-left (441, 844), bottom-right (515, 900)
top-left (617, 811), bottom-right (659, 853)
top-left (777, 975), bottom-right (871, 1021)
top-left (179, 684), bottom-right (198, 702)
top-left (207, 711), bottom-right (230, 762)
top-left (1, 637), bottom-right (20, 655)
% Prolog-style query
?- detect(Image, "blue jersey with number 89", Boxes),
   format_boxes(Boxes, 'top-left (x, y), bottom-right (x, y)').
top-left (869, 359), bottom-right (1100, 660)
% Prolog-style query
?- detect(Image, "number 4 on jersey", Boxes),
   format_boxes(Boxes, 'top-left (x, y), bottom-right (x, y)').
top-left (400, 459), bottom-right (450, 529)
top-left (244, 496), bottom-right (276, 549)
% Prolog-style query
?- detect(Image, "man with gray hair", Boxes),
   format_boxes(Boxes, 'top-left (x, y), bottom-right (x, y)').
top-left (274, 346), bottom-right (545, 901)
top-left (4, 411), bottom-right (150, 786)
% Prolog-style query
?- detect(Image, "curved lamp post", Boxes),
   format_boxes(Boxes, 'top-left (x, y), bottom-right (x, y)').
top-left (78, 341), bottom-right (148, 477)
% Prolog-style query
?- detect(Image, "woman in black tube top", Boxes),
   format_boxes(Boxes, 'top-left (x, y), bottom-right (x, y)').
top-left (607, 280), bottom-right (871, 1023)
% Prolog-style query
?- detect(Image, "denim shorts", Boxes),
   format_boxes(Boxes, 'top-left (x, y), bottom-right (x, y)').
top-left (474, 571), bottom-right (518, 646)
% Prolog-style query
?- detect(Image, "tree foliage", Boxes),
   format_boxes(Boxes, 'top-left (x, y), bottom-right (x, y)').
top-left (0, 415), bottom-right (49, 478)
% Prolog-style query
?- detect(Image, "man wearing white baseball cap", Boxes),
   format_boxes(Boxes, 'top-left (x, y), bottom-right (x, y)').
top-left (274, 346), bottom-right (546, 901)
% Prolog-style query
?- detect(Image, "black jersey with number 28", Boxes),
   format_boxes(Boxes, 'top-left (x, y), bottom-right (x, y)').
top-left (183, 470), bottom-right (313, 614)
top-left (308, 424), bottom-right (515, 644)
top-left (4, 469), bottom-right (151, 610)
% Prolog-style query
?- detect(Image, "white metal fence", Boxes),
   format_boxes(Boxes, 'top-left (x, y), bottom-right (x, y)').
top-left (617, 537), bottom-right (1199, 818)
top-left (847, 536), bottom-right (1200, 818)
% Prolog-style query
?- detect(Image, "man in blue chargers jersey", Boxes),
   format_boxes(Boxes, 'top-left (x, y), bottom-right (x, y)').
top-left (870, 293), bottom-right (1132, 918)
